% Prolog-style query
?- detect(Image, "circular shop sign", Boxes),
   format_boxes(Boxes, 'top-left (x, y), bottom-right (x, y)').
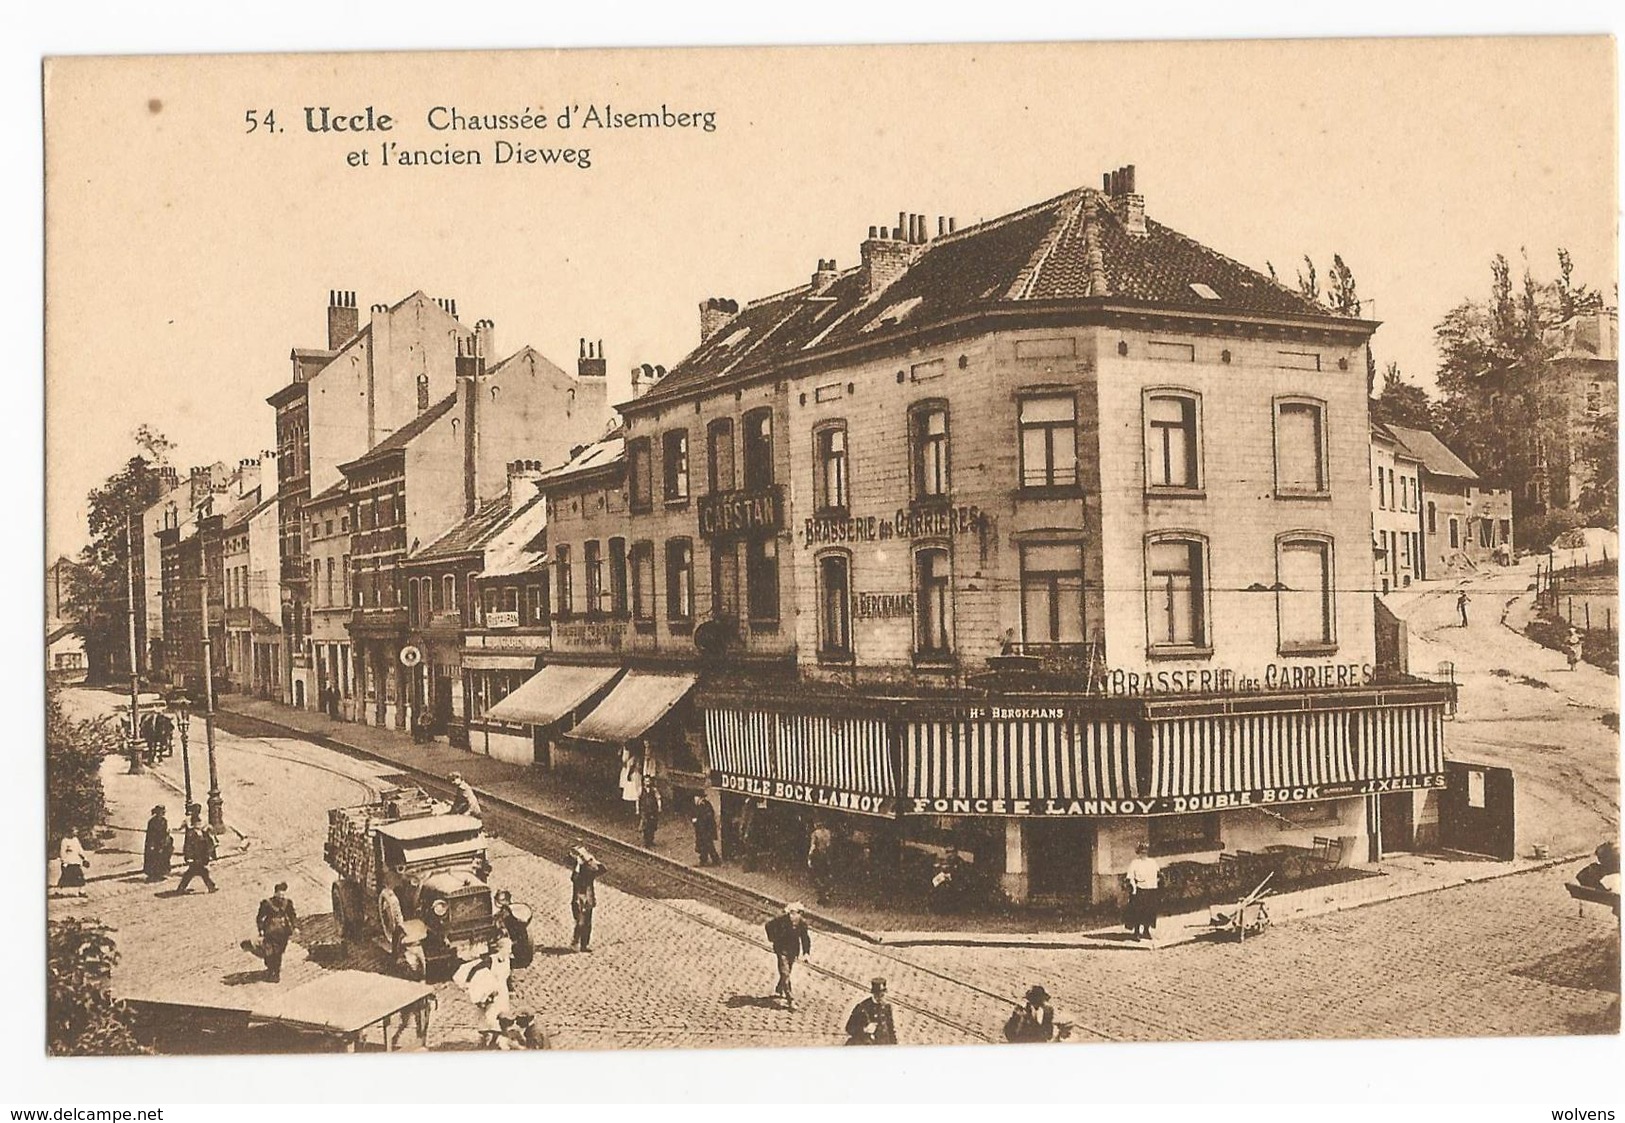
top-left (399, 645), bottom-right (424, 667)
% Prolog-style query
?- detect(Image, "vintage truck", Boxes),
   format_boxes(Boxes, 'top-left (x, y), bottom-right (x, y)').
top-left (325, 787), bottom-right (503, 980)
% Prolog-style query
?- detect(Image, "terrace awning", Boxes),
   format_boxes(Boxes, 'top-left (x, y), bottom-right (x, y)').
top-left (565, 671), bottom-right (697, 744)
top-left (485, 664), bottom-right (621, 726)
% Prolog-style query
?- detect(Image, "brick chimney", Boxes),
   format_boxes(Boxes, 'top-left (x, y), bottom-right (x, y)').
top-left (578, 338), bottom-right (607, 379)
top-left (474, 319), bottom-right (496, 361)
top-left (1104, 165), bottom-right (1146, 237)
top-left (506, 458), bottom-right (546, 509)
top-left (630, 363), bottom-right (667, 400)
top-left (810, 259), bottom-right (839, 294)
top-left (157, 465), bottom-right (179, 493)
top-left (699, 297), bottom-right (739, 343)
top-left (327, 290), bottom-right (359, 349)
top-left (861, 212), bottom-right (925, 299)
top-left (188, 466), bottom-right (211, 509)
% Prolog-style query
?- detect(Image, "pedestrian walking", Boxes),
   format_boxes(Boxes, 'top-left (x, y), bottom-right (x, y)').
top-left (176, 807), bottom-right (218, 893)
top-left (142, 805), bottom-right (173, 881)
top-left (691, 795), bottom-right (720, 867)
top-left (807, 822), bottom-right (834, 905)
top-left (569, 845), bottom-right (607, 953)
top-left (764, 902), bottom-right (811, 1011)
top-left (844, 977), bottom-right (897, 1045)
top-left (494, 888), bottom-right (534, 968)
top-left (637, 782), bottom-right (662, 849)
top-left (1567, 627), bottom-right (1584, 671)
top-left (1124, 842), bottom-right (1161, 941)
top-left (455, 955), bottom-right (511, 1049)
top-left (447, 772), bottom-right (482, 818)
top-left (57, 832), bottom-right (89, 888)
top-left (1003, 985), bottom-right (1056, 1043)
top-left (243, 881), bottom-right (298, 982)
top-left (1457, 591), bottom-right (1471, 627)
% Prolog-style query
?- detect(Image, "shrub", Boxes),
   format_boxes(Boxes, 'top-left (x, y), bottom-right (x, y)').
top-left (1518, 508), bottom-right (1587, 555)
top-left (45, 685), bottom-right (118, 856)
top-left (46, 918), bottom-right (144, 1055)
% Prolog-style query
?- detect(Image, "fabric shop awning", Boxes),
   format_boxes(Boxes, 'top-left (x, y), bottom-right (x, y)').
top-left (565, 671), bottom-right (697, 744)
top-left (902, 716), bottom-right (1139, 813)
top-left (485, 664), bottom-right (622, 727)
top-left (706, 708), bottom-right (897, 817)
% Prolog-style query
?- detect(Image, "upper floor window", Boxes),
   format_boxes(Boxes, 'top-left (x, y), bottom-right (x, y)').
top-left (631, 542), bottom-right (656, 622)
top-left (1427, 502), bottom-right (1437, 534)
top-left (1274, 398), bottom-right (1328, 495)
top-left (662, 430), bottom-right (690, 503)
top-left (1145, 391), bottom-right (1200, 491)
top-left (707, 419), bottom-right (736, 494)
top-left (628, 438), bottom-right (653, 512)
top-left (746, 536), bottom-right (779, 624)
top-left (555, 544), bottom-right (573, 616)
top-left (1019, 394), bottom-right (1078, 490)
top-left (1146, 535), bottom-right (1209, 652)
top-left (1374, 461), bottom-right (1386, 509)
top-left (1020, 542), bottom-right (1086, 645)
top-left (911, 402), bottom-right (950, 501)
top-left (441, 573), bottom-right (455, 611)
top-left (711, 542), bottom-right (740, 620)
top-left (584, 540), bottom-right (603, 616)
top-left (666, 538), bottom-right (694, 621)
top-left (1448, 518), bottom-right (1460, 549)
top-left (914, 547), bottom-right (952, 658)
top-left (742, 408), bottom-right (774, 491)
top-left (609, 538), bottom-right (628, 616)
top-left (525, 583), bottom-right (545, 626)
top-left (818, 552), bottom-right (852, 658)
top-left (1277, 535), bottom-right (1335, 653)
top-left (815, 424), bottom-right (849, 513)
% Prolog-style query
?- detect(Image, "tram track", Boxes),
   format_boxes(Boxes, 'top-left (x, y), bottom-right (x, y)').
top-left (212, 710), bottom-right (1099, 1044)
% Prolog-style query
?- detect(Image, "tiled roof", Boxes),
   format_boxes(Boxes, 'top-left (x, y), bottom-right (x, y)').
top-left (341, 393), bottom-right (458, 471)
top-left (410, 494), bottom-right (525, 562)
top-left (536, 432), bottom-right (625, 483)
top-left (218, 488), bottom-right (265, 531)
top-left (636, 186), bottom-right (1349, 406)
top-left (1384, 424), bottom-right (1480, 481)
top-left (309, 478), bottom-right (349, 506)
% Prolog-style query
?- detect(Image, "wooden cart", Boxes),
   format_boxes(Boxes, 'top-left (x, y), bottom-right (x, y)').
top-left (1206, 873), bottom-right (1274, 942)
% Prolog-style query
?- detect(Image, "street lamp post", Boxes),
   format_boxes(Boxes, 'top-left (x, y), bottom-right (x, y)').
top-left (200, 574), bottom-right (224, 831)
top-left (126, 511), bottom-right (143, 775)
top-left (172, 695), bottom-right (193, 808)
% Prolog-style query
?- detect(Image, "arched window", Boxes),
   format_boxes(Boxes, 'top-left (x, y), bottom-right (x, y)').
top-left (817, 551), bottom-right (852, 659)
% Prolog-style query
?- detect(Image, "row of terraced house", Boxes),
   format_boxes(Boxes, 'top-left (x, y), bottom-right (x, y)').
top-left (141, 167), bottom-right (1482, 909)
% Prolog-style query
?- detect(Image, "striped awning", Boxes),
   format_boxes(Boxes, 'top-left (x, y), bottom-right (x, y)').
top-left (705, 708), bottom-right (896, 817)
top-left (1148, 703), bottom-right (1445, 801)
top-left (903, 717), bottom-right (1138, 808)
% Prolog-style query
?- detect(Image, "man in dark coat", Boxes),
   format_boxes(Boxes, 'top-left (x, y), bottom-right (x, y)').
top-left (569, 846), bottom-right (607, 953)
top-left (764, 903), bottom-right (811, 1011)
top-left (637, 783), bottom-right (661, 848)
top-left (142, 805), bottom-right (173, 881)
top-left (176, 806), bottom-right (217, 893)
top-left (494, 888), bottom-right (535, 968)
top-left (1004, 985), bottom-right (1056, 1043)
top-left (245, 882), bottom-right (298, 982)
top-left (845, 977), bottom-right (898, 1045)
top-left (690, 796), bottom-right (720, 867)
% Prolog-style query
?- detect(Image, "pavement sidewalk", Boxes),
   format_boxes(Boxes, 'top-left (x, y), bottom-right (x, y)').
top-left (216, 694), bottom-right (1579, 950)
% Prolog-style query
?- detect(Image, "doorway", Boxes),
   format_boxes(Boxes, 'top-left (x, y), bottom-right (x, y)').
top-left (1379, 791), bottom-right (1415, 854)
top-left (1027, 819), bottom-right (1094, 899)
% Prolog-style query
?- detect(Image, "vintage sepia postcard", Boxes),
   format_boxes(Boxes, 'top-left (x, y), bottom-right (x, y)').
top-left (38, 35), bottom-right (1619, 1079)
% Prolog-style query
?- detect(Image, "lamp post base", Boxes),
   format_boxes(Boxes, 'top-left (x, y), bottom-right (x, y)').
top-left (207, 790), bottom-right (224, 833)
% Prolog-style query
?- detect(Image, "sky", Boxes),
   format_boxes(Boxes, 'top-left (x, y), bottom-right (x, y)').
top-left (43, 36), bottom-right (1617, 561)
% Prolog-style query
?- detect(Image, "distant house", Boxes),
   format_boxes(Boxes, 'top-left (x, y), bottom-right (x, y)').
top-left (1370, 424), bottom-right (1424, 592)
top-left (47, 622), bottom-right (86, 684)
top-left (1536, 307), bottom-right (1619, 514)
top-left (1383, 424), bottom-right (1514, 579)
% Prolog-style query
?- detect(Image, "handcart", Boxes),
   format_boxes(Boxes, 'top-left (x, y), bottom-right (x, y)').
top-left (1205, 873), bottom-right (1274, 942)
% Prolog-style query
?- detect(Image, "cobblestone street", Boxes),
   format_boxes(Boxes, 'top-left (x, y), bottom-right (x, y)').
top-left (52, 688), bottom-right (1619, 1053)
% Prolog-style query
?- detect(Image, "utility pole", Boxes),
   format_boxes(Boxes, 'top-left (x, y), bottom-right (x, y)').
top-left (200, 572), bottom-right (224, 831)
top-left (126, 511), bottom-right (143, 775)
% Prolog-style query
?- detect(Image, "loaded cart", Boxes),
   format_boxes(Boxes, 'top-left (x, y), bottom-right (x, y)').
top-left (325, 787), bottom-right (516, 979)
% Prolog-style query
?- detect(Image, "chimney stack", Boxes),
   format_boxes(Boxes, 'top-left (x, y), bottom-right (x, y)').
top-left (578, 338), bottom-right (607, 379)
top-left (158, 466), bottom-right (179, 491)
top-left (861, 214), bottom-right (921, 298)
top-left (435, 297), bottom-right (459, 318)
top-left (630, 363), bottom-right (667, 400)
top-left (1105, 163), bottom-right (1146, 237)
top-left (327, 290), bottom-right (359, 349)
top-left (810, 259), bottom-right (839, 294)
top-left (474, 319), bottom-right (496, 361)
top-left (458, 336), bottom-right (483, 517)
top-left (506, 458), bottom-right (546, 509)
top-left (699, 297), bottom-right (739, 343)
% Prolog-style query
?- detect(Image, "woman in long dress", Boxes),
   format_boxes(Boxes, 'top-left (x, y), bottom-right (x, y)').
top-left (143, 805), bottom-right (173, 881)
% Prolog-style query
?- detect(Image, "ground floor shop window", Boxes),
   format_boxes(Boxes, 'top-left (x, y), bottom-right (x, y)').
top-left (1148, 812), bottom-right (1221, 856)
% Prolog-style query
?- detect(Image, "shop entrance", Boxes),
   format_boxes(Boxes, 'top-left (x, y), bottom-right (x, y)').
top-left (1379, 791), bottom-right (1416, 854)
top-left (1440, 761), bottom-right (1516, 860)
top-left (1027, 819), bottom-right (1094, 899)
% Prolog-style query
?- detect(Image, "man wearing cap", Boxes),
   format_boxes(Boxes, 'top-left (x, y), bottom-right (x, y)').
top-left (569, 845), bottom-right (607, 952)
top-left (448, 773), bottom-right (482, 819)
top-left (844, 977), bottom-right (897, 1045)
top-left (249, 881), bottom-right (298, 982)
top-left (764, 902), bottom-right (812, 1011)
top-left (1003, 985), bottom-right (1055, 1043)
top-left (176, 804), bottom-right (218, 893)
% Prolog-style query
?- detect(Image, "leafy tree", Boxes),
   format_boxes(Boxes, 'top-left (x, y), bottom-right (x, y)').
top-left (47, 918), bottom-right (144, 1055)
top-left (46, 683), bottom-right (116, 855)
top-left (1577, 407), bottom-right (1618, 527)
top-left (1296, 255), bottom-right (1320, 305)
top-left (64, 428), bottom-right (175, 683)
top-left (1372, 362), bottom-right (1436, 431)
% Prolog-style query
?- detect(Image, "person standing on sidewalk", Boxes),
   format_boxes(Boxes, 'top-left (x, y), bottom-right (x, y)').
top-left (57, 832), bottom-right (89, 888)
top-left (176, 806), bottom-right (218, 893)
top-left (245, 881), bottom-right (298, 982)
top-left (569, 845), bottom-right (607, 953)
top-left (807, 822), bottom-right (835, 905)
top-left (637, 782), bottom-right (662, 849)
top-left (844, 977), bottom-right (897, 1045)
top-left (765, 903), bottom-right (811, 1011)
top-left (690, 795), bottom-right (720, 867)
top-left (1457, 590), bottom-right (1471, 627)
top-left (143, 805), bottom-right (173, 881)
top-left (1124, 842), bottom-right (1160, 941)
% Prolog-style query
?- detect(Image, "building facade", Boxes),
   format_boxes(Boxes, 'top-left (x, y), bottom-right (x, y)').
top-left (1386, 424), bottom-right (1514, 578)
top-left (1370, 424), bottom-right (1424, 592)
